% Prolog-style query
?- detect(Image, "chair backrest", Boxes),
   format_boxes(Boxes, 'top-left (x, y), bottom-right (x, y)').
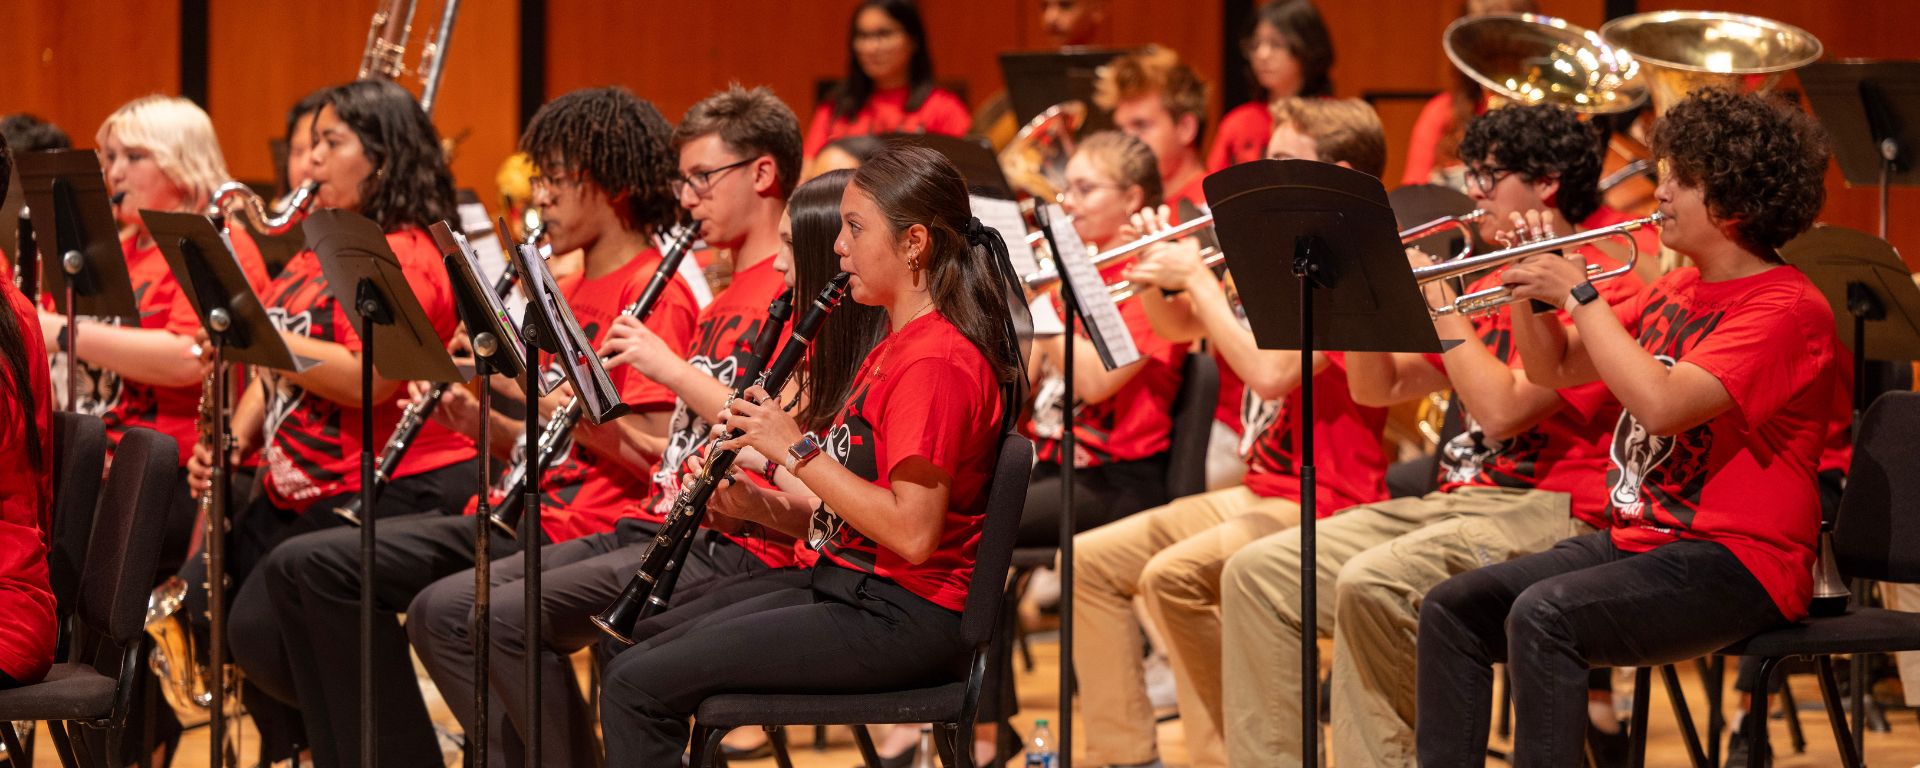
top-left (1835, 391), bottom-right (1920, 583)
top-left (1164, 351), bottom-right (1219, 499)
top-left (49, 412), bottom-right (107, 627)
top-left (76, 427), bottom-right (177, 651)
top-left (960, 434), bottom-right (1035, 647)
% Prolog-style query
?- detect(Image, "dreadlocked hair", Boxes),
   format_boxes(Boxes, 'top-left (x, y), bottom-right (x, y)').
top-left (520, 87), bottom-right (682, 236)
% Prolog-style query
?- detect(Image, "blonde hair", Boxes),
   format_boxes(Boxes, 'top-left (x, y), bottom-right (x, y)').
top-left (1094, 45), bottom-right (1211, 146)
top-left (95, 95), bottom-right (231, 210)
top-left (1270, 97), bottom-right (1388, 178)
top-left (1073, 131), bottom-right (1164, 208)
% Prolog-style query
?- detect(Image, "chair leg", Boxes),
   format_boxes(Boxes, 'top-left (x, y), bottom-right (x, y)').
top-left (689, 724), bottom-right (724, 768)
top-left (1658, 664), bottom-right (1709, 768)
top-left (1627, 667), bottom-right (1652, 768)
top-left (934, 723), bottom-right (962, 768)
top-left (1700, 656), bottom-right (1725, 768)
top-left (1815, 656), bottom-right (1866, 768)
top-left (814, 724), bottom-right (829, 751)
top-left (852, 724), bottom-right (884, 768)
top-left (46, 722), bottom-right (82, 768)
top-left (1749, 658), bottom-right (1781, 768)
top-left (1497, 664), bottom-right (1513, 739)
top-left (766, 725), bottom-right (796, 768)
top-left (0, 722), bottom-right (28, 766)
top-left (1778, 672), bottom-right (1808, 753)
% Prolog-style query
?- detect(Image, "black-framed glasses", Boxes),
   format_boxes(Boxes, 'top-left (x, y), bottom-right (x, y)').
top-left (671, 157), bottom-right (756, 198)
top-left (1465, 165), bottom-right (1515, 194)
top-left (529, 171), bottom-right (581, 196)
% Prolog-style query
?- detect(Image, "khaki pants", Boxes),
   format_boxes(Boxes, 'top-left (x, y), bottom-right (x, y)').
top-left (1074, 486), bottom-right (1302, 768)
top-left (1220, 486), bottom-right (1582, 768)
top-left (1884, 582), bottom-right (1920, 706)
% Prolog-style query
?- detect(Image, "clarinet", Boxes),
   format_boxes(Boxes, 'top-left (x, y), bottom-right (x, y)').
top-left (333, 265), bottom-right (520, 526)
top-left (592, 272), bottom-right (850, 645)
top-left (487, 226), bottom-right (700, 538)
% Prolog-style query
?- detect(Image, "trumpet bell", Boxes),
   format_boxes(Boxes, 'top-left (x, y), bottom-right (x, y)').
top-left (1600, 11), bottom-right (1823, 115)
top-left (1445, 13), bottom-right (1647, 115)
top-left (999, 101), bottom-right (1085, 203)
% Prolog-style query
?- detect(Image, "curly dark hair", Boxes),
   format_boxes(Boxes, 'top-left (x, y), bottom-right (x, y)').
top-left (1457, 103), bottom-right (1605, 223)
top-left (520, 87), bottom-right (681, 236)
top-left (319, 79), bottom-right (456, 233)
top-left (1652, 88), bottom-right (1829, 256)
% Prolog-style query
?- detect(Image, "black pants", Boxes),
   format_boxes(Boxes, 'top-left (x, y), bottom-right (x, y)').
top-left (224, 461), bottom-right (483, 768)
top-left (1416, 531), bottom-right (1787, 767)
top-left (600, 565), bottom-right (968, 766)
top-left (1015, 455), bottom-right (1169, 548)
top-left (407, 520), bottom-right (766, 768)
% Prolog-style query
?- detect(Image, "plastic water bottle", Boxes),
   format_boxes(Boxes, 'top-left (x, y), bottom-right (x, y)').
top-left (911, 726), bottom-right (937, 768)
top-left (1025, 718), bottom-right (1057, 767)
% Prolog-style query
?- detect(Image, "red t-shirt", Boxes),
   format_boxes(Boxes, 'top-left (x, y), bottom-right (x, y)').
top-left (60, 236), bottom-right (270, 465)
top-left (1207, 101), bottom-right (1275, 173)
top-left (814, 311), bottom-right (1005, 611)
top-left (1428, 253), bottom-right (1641, 528)
top-left (633, 256), bottom-right (795, 567)
top-left (1029, 260), bottom-right (1189, 467)
top-left (1242, 352), bottom-right (1389, 511)
top-left (0, 279), bottom-right (56, 684)
top-left (1607, 265), bottom-right (1840, 621)
top-left (529, 247), bottom-right (698, 543)
top-left (1166, 174), bottom-right (1209, 219)
top-left (1401, 93), bottom-right (1456, 186)
top-left (257, 228), bottom-right (474, 510)
top-left (804, 86), bottom-right (971, 158)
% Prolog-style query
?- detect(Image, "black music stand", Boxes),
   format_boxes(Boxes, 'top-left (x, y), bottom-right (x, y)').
top-left (1781, 223), bottom-right (1920, 753)
top-left (16, 150), bottom-right (138, 412)
top-left (505, 233), bottom-right (627, 764)
top-left (1205, 159), bottom-right (1444, 762)
top-left (1800, 61), bottom-right (1920, 242)
top-left (304, 209), bottom-right (462, 768)
top-left (435, 221), bottom-right (527, 768)
top-left (999, 48), bottom-right (1130, 129)
top-left (144, 210), bottom-right (312, 768)
top-left (1032, 202), bottom-right (1142, 766)
top-left (884, 133), bottom-right (1018, 200)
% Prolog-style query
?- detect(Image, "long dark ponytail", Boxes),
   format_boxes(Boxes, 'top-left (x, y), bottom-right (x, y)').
top-left (0, 139), bottom-right (42, 470)
top-left (788, 169), bottom-right (887, 431)
top-left (850, 146), bottom-right (1029, 428)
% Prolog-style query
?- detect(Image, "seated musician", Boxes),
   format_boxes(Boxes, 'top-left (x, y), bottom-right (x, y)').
top-left (1401, 0), bottom-right (1538, 188)
top-left (597, 144), bottom-right (1027, 767)
top-left (1207, 0), bottom-right (1335, 172)
top-left (804, 0), bottom-right (970, 163)
top-left (1095, 45), bottom-right (1212, 214)
top-left (228, 84), bottom-right (696, 767)
top-left (1216, 102), bottom-right (1645, 768)
top-left (1418, 88), bottom-right (1841, 768)
top-left (402, 85), bottom-right (809, 767)
top-left (0, 136), bottom-right (55, 692)
top-left (1074, 97), bottom-right (1391, 768)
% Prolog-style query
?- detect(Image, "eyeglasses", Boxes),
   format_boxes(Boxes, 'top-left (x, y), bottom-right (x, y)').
top-left (1062, 180), bottom-right (1128, 201)
top-left (853, 27), bottom-right (905, 45)
top-left (671, 157), bottom-right (756, 199)
top-left (1465, 166), bottom-right (1515, 194)
top-left (529, 171), bottom-right (581, 196)
top-left (1240, 36), bottom-right (1290, 60)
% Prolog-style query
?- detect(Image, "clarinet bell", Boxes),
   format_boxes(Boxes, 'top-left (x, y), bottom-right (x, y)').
top-left (1809, 521), bottom-right (1850, 617)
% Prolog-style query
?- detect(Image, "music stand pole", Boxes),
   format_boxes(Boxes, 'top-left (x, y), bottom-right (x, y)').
top-left (1058, 266), bottom-right (1078, 766)
top-left (471, 337), bottom-right (495, 768)
top-left (354, 280), bottom-right (394, 768)
top-left (204, 327), bottom-right (231, 768)
top-left (521, 318), bottom-right (543, 766)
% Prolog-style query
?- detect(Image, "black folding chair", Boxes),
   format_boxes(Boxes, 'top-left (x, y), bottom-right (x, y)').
top-left (0, 428), bottom-right (179, 767)
top-left (1627, 391), bottom-right (1920, 768)
top-left (688, 434), bottom-right (1034, 768)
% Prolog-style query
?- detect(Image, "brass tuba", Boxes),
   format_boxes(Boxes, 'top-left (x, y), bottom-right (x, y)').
top-left (1599, 11), bottom-right (1823, 117)
top-left (998, 101), bottom-right (1086, 205)
top-left (1444, 13), bottom-right (1648, 116)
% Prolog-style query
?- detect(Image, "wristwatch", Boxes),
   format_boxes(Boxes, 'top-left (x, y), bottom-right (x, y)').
top-left (784, 432), bottom-right (823, 474)
top-left (1564, 280), bottom-right (1601, 313)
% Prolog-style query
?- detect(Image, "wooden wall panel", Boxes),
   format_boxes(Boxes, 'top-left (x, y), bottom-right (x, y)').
top-left (1636, 0), bottom-right (1920, 268)
top-left (208, 0), bottom-right (519, 212)
top-left (0, 0), bottom-right (181, 148)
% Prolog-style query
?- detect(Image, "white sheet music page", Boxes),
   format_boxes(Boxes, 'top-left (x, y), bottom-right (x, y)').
top-left (971, 195), bottom-right (1042, 278)
top-left (1042, 204), bottom-right (1140, 370)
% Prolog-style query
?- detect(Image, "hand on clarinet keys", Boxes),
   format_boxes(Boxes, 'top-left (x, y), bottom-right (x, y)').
top-left (684, 454), bottom-right (761, 534)
top-left (599, 315), bottom-right (675, 379)
top-left (717, 385), bottom-right (804, 462)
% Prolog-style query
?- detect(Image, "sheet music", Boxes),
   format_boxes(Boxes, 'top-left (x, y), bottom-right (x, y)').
top-left (972, 195), bottom-right (1042, 277)
top-left (1042, 204), bottom-right (1140, 370)
top-left (511, 242), bottom-right (628, 422)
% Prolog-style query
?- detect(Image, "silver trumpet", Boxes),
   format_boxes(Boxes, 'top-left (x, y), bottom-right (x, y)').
top-left (1412, 212), bottom-right (1662, 317)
